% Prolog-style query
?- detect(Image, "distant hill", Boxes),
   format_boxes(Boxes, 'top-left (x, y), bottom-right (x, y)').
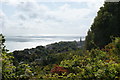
top-left (13, 41), bottom-right (84, 66)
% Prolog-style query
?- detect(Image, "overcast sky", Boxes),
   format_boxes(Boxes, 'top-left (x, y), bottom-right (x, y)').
top-left (0, 0), bottom-right (104, 36)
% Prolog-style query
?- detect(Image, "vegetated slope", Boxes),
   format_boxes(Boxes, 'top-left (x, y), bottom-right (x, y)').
top-left (44, 38), bottom-right (120, 80)
top-left (1, 1), bottom-right (120, 80)
top-left (85, 2), bottom-right (120, 50)
top-left (1, 34), bottom-right (120, 80)
top-left (13, 41), bottom-right (84, 66)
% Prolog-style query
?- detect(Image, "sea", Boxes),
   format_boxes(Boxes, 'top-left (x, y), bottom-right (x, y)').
top-left (5, 35), bottom-right (85, 52)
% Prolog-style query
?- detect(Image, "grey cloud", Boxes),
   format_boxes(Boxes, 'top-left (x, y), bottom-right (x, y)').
top-left (45, 15), bottom-right (63, 22)
top-left (19, 14), bottom-right (27, 20)
top-left (17, 2), bottom-right (35, 12)
top-left (29, 13), bottom-right (38, 19)
top-left (105, 0), bottom-right (120, 2)
top-left (2, 1), bottom-right (104, 36)
top-left (16, 2), bottom-right (47, 20)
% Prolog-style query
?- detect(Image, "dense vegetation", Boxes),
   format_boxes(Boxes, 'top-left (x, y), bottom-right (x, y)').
top-left (13, 41), bottom-right (83, 66)
top-left (45, 38), bottom-right (120, 79)
top-left (1, 1), bottom-right (120, 80)
top-left (1, 35), bottom-right (120, 80)
top-left (85, 2), bottom-right (120, 50)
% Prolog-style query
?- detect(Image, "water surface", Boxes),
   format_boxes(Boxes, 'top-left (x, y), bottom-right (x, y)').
top-left (5, 35), bottom-right (84, 52)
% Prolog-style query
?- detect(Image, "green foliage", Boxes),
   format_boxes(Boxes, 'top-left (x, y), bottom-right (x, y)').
top-left (1, 35), bottom-right (33, 80)
top-left (2, 52), bottom-right (16, 79)
top-left (112, 37), bottom-right (120, 56)
top-left (13, 41), bottom-right (82, 66)
top-left (15, 63), bottom-right (33, 79)
top-left (85, 2), bottom-right (120, 50)
top-left (45, 38), bottom-right (120, 79)
top-left (1, 2), bottom-right (120, 80)
top-left (0, 35), bottom-right (16, 79)
top-left (1, 34), bottom-right (120, 80)
top-left (0, 34), bottom-right (5, 50)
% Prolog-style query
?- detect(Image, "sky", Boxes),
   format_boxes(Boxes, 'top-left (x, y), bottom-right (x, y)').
top-left (0, 0), bottom-right (105, 36)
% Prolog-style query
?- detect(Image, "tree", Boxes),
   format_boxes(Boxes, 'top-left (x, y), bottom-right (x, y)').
top-left (0, 34), bottom-right (33, 80)
top-left (0, 34), bottom-right (16, 79)
top-left (85, 2), bottom-right (120, 50)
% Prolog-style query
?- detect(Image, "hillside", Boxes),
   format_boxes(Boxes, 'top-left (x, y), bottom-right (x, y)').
top-left (13, 41), bottom-right (84, 66)
top-left (1, 1), bottom-right (120, 80)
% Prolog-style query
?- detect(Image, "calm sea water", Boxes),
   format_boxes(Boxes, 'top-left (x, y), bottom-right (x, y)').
top-left (5, 35), bottom-right (84, 52)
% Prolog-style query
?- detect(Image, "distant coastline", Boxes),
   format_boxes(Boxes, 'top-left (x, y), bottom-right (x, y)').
top-left (5, 35), bottom-right (85, 52)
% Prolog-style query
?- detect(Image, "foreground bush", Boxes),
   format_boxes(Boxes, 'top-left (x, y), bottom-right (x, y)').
top-left (44, 38), bottom-right (120, 80)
